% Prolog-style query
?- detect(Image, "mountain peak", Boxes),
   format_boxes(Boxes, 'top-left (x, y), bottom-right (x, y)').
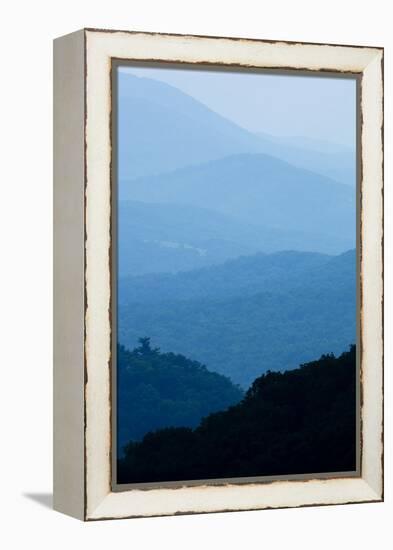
top-left (118, 71), bottom-right (355, 185)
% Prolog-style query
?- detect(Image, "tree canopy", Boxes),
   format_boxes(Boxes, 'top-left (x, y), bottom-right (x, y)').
top-left (117, 338), bottom-right (243, 453)
top-left (118, 345), bottom-right (356, 484)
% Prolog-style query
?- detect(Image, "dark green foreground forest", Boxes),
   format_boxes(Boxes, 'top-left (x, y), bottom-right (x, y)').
top-left (118, 345), bottom-right (357, 484)
top-left (117, 339), bottom-right (243, 451)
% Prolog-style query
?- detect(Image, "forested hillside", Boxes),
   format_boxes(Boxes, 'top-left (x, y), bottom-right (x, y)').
top-left (117, 339), bottom-right (243, 452)
top-left (119, 249), bottom-right (346, 304)
top-left (118, 346), bottom-right (357, 483)
top-left (118, 250), bottom-right (356, 386)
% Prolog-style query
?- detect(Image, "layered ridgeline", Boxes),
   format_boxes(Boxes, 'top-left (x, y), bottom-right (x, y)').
top-left (119, 155), bottom-right (355, 271)
top-left (118, 73), bottom-right (355, 275)
top-left (120, 154), bottom-right (355, 240)
top-left (117, 338), bottom-right (243, 453)
top-left (118, 72), bottom-right (355, 185)
top-left (118, 346), bottom-right (357, 483)
top-left (118, 249), bottom-right (356, 387)
top-left (118, 154), bottom-right (355, 276)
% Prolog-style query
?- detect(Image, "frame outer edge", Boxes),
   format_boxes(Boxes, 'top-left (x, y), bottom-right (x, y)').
top-left (53, 29), bottom-right (86, 521)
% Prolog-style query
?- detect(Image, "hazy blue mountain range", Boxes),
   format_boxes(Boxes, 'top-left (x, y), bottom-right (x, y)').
top-left (116, 71), bottom-right (357, 476)
top-left (118, 250), bottom-right (356, 386)
top-left (118, 72), bottom-right (355, 185)
top-left (119, 153), bottom-right (355, 240)
top-left (118, 201), bottom-right (354, 276)
top-left (117, 339), bottom-right (243, 452)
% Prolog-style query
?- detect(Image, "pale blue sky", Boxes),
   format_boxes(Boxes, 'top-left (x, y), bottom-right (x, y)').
top-left (119, 65), bottom-right (357, 150)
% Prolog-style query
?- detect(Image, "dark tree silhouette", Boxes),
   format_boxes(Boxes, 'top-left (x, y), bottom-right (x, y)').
top-left (118, 345), bottom-right (357, 484)
top-left (135, 336), bottom-right (159, 355)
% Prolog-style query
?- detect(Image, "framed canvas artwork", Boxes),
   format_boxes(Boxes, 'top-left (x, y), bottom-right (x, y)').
top-left (53, 28), bottom-right (384, 520)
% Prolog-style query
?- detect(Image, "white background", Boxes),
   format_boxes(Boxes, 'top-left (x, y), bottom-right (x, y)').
top-left (0, 1), bottom-right (391, 548)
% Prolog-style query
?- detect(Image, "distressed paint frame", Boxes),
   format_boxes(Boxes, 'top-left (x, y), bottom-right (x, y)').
top-left (53, 28), bottom-right (383, 521)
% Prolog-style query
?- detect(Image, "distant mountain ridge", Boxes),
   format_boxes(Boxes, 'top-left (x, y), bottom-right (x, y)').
top-left (118, 201), bottom-right (354, 276)
top-left (120, 153), bottom-right (355, 241)
top-left (119, 73), bottom-right (261, 180)
top-left (119, 72), bottom-right (355, 185)
top-left (255, 132), bottom-right (355, 184)
top-left (256, 132), bottom-right (354, 155)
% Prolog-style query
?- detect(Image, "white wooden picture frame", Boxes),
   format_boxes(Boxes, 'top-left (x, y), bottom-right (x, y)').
top-left (53, 28), bottom-right (383, 521)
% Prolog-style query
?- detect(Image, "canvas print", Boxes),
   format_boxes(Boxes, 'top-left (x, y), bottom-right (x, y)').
top-left (114, 64), bottom-right (358, 485)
